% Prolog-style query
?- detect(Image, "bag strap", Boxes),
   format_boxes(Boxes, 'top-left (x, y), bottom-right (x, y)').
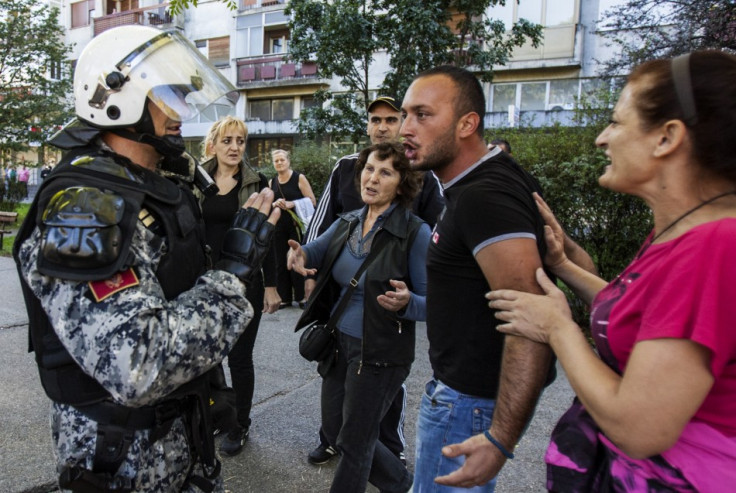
top-left (325, 244), bottom-right (380, 331)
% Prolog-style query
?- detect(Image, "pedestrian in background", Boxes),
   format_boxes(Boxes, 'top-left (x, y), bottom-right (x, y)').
top-left (269, 148), bottom-right (316, 309)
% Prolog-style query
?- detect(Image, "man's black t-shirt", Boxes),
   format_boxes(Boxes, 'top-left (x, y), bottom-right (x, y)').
top-left (426, 148), bottom-right (547, 398)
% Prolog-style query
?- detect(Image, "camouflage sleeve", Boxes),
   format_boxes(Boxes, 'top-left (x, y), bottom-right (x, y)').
top-left (18, 222), bottom-right (253, 407)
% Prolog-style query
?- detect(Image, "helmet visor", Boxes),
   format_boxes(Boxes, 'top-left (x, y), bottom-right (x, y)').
top-left (120, 30), bottom-right (239, 122)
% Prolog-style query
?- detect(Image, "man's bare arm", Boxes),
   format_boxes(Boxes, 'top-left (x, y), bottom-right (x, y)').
top-left (435, 238), bottom-right (552, 488)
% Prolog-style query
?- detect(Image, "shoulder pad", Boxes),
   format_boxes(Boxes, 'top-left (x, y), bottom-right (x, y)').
top-left (38, 186), bottom-right (135, 281)
top-left (70, 153), bottom-right (145, 184)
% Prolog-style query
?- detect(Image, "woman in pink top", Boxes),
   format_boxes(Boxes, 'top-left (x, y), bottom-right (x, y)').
top-left (487, 51), bottom-right (736, 492)
top-left (17, 165), bottom-right (30, 198)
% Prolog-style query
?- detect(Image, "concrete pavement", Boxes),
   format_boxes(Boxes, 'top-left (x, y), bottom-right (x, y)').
top-left (0, 254), bottom-right (575, 492)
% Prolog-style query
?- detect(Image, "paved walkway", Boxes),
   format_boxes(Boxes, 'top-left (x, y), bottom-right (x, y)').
top-left (0, 254), bottom-right (574, 492)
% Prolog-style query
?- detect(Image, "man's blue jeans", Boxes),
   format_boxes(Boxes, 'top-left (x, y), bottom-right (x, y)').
top-left (413, 379), bottom-right (497, 493)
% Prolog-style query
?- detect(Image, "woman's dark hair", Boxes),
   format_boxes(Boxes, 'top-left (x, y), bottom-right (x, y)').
top-left (627, 50), bottom-right (736, 184)
top-left (354, 141), bottom-right (422, 209)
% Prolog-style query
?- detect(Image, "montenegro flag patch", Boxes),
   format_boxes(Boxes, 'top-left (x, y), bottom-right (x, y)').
top-left (88, 268), bottom-right (140, 302)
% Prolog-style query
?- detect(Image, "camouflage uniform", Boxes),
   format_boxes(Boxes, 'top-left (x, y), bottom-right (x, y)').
top-left (16, 158), bottom-right (254, 492)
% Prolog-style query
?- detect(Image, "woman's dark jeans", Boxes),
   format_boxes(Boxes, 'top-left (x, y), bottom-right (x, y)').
top-left (322, 331), bottom-right (413, 493)
top-left (227, 274), bottom-right (264, 430)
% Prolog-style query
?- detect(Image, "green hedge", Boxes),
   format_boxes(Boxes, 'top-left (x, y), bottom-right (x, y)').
top-left (490, 124), bottom-right (652, 327)
top-left (0, 181), bottom-right (24, 212)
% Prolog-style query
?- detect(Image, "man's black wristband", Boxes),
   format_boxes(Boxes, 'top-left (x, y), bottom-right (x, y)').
top-left (483, 430), bottom-right (514, 459)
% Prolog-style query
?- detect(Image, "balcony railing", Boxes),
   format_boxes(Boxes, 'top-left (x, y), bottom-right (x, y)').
top-left (93, 3), bottom-right (173, 37)
top-left (235, 54), bottom-right (318, 86)
top-left (239, 0), bottom-right (286, 11)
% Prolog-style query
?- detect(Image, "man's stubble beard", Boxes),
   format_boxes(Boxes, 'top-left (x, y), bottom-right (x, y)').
top-left (410, 126), bottom-right (457, 173)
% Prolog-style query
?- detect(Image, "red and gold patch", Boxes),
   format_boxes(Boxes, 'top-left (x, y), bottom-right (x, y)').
top-left (88, 268), bottom-right (140, 302)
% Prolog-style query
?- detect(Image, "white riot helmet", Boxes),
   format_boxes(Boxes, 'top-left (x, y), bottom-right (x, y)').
top-left (74, 25), bottom-right (238, 127)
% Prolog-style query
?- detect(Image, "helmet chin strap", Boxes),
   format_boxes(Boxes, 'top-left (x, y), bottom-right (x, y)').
top-left (109, 103), bottom-right (192, 177)
top-left (110, 104), bottom-right (186, 158)
top-left (110, 128), bottom-right (185, 156)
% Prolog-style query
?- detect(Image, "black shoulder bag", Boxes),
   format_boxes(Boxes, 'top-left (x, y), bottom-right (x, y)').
top-left (298, 252), bottom-right (377, 362)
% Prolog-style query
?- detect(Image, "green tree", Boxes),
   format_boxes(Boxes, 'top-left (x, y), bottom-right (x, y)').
top-left (599, 0), bottom-right (736, 76)
top-left (382, 0), bottom-right (543, 98)
top-left (285, 0), bottom-right (382, 142)
top-left (165, 0), bottom-right (542, 141)
top-left (0, 0), bottom-right (73, 157)
top-left (286, 0), bottom-right (542, 142)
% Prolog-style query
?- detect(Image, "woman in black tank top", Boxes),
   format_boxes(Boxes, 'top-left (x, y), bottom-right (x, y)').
top-left (269, 149), bottom-right (316, 308)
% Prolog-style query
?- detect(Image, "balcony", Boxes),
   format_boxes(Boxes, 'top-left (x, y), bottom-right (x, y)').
top-left (239, 0), bottom-right (286, 11)
top-left (94, 3), bottom-right (174, 37)
top-left (235, 55), bottom-right (320, 87)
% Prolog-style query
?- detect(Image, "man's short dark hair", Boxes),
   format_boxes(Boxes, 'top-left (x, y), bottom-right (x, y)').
top-left (490, 138), bottom-right (512, 154)
top-left (414, 65), bottom-right (485, 136)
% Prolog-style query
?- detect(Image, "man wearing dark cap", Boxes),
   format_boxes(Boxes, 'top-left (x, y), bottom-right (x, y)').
top-left (303, 96), bottom-right (445, 466)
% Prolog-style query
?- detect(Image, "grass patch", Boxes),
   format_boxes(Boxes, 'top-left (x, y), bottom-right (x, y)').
top-left (0, 203), bottom-right (31, 257)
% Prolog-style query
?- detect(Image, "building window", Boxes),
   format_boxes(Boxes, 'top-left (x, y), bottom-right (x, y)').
top-left (492, 84), bottom-right (517, 113)
top-left (272, 99), bottom-right (293, 120)
top-left (265, 28), bottom-right (289, 54)
top-left (520, 82), bottom-right (546, 111)
top-left (49, 60), bottom-right (63, 80)
top-left (208, 37), bottom-right (230, 66)
top-left (489, 0), bottom-right (576, 29)
top-left (548, 79), bottom-right (578, 110)
top-left (249, 100), bottom-right (271, 121)
top-left (517, 0), bottom-right (542, 24)
top-left (492, 79), bottom-right (585, 113)
top-left (300, 96), bottom-right (319, 110)
top-left (248, 98), bottom-right (294, 121)
top-left (71, 0), bottom-right (94, 28)
top-left (195, 37), bottom-right (230, 67)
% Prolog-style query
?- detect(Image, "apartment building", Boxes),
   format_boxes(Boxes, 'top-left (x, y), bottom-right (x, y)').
top-left (60, 0), bottom-right (624, 166)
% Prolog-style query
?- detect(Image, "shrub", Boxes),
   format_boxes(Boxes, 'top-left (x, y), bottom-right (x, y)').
top-left (489, 122), bottom-right (653, 328)
top-left (0, 180), bottom-right (23, 212)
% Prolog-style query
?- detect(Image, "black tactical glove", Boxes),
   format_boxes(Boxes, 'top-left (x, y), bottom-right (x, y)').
top-left (216, 206), bottom-right (275, 284)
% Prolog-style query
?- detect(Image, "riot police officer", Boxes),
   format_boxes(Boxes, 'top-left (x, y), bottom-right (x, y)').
top-left (13, 25), bottom-right (278, 492)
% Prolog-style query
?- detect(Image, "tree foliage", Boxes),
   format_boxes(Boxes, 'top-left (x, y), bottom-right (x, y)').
top-left (0, 0), bottom-right (73, 155)
top-left (286, 0), bottom-right (542, 142)
top-left (599, 0), bottom-right (736, 76)
top-left (382, 0), bottom-right (542, 98)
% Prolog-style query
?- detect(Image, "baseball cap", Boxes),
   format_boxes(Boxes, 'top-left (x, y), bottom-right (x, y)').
top-left (367, 96), bottom-right (400, 113)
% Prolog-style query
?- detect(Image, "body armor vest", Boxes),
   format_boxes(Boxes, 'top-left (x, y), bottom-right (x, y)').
top-left (15, 149), bottom-right (208, 405)
top-left (13, 148), bottom-right (219, 491)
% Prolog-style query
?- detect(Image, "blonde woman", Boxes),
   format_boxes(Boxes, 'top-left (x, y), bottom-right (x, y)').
top-left (197, 116), bottom-right (280, 456)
